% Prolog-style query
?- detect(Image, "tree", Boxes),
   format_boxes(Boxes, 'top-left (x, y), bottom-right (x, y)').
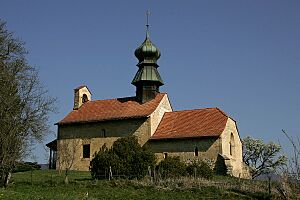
top-left (242, 136), bottom-right (287, 179)
top-left (0, 19), bottom-right (56, 187)
top-left (56, 139), bottom-right (80, 184)
top-left (282, 130), bottom-right (300, 182)
top-left (90, 136), bottom-right (156, 179)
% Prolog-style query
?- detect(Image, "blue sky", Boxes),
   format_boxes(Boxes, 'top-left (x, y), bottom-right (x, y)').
top-left (1, 0), bottom-right (299, 163)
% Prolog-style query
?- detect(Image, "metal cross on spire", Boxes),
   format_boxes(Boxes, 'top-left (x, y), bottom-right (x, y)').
top-left (146, 10), bottom-right (150, 38)
top-left (146, 10), bottom-right (150, 26)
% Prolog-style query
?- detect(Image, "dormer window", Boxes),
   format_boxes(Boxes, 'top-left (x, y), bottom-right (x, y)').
top-left (82, 94), bottom-right (88, 103)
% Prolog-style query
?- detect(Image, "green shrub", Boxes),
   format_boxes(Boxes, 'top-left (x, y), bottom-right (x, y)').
top-left (186, 160), bottom-right (213, 179)
top-left (90, 136), bottom-right (156, 179)
top-left (90, 144), bottom-right (119, 179)
top-left (157, 157), bottom-right (187, 178)
top-left (111, 136), bottom-right (156, 178)
top-left (13, 162), bottom-right (41, 172)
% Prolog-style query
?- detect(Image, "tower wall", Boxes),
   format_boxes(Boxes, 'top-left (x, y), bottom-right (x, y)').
top-left (73, 86), bottom-right (91, 110)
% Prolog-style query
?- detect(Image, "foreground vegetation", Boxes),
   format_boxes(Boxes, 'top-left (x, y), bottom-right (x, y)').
top-left (1, 170), bottom-right (298, 199)
top-left (0, 19), bottom-right (56, 187)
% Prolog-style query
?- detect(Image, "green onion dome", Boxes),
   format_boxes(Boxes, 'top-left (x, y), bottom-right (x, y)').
top-left (134, 36), bottom-right (161, 64)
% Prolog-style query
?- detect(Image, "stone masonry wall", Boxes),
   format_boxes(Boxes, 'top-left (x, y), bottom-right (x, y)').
top-left (147, 137), bottom-right (221, 164)
top-left (57, 118), bottom-right (150, 171)
top-left (74, 87), bottom-right (91, 109)
top-left (219, 118), bottom-right (251, 178)
top-left (58, 118), bottom-right (148, 140)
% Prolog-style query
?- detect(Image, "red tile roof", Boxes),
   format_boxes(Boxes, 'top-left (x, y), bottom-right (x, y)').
top-left (151, 108), bottom-right (228, 140)
top-left (57, 93), bottom-right (166, 125)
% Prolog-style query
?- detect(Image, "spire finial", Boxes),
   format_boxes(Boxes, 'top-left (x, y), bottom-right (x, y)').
top-left (146, 10), bottom-right (150, 38)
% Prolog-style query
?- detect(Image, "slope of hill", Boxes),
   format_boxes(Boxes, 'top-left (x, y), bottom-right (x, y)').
top-left (1, 170), bottom-right (299, 199)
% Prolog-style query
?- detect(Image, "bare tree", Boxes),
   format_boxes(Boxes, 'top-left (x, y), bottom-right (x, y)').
top-left (242, 136), bottom-right (287, 179)
top-left (282, 130), bottom-right (300, 182)
top-left (57, 139), bottom-right (80, 184)
top-left (0, 19), bottom-right (56, 187)
top-left (273, 130), bottom-right (300, 200)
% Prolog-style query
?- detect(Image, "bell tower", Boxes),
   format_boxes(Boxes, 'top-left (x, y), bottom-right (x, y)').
top-left (132, 12), bottom-right (164, 103)
top-left (73, 85), bottom-right (92, 110)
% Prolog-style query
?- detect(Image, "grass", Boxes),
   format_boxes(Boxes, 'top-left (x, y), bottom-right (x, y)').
top-left (0, 170), bottom-right (292, 199)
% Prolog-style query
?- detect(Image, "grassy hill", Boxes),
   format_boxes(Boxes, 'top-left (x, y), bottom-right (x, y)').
top-left (0, 170), bottom-right (298, 199)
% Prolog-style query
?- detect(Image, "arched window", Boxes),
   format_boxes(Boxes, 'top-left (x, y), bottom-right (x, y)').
top-left (82, 94), bottom-right (88, 103)
top-left (230, 133), bottom-right (235, 156)
top-left (194, 147), bottom-right (198, 157)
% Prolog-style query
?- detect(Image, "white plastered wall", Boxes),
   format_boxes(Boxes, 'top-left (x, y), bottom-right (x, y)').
top-left (219, 118), bottom-right (247, 177)
top-left (149, 94), bottom-right (173, 136)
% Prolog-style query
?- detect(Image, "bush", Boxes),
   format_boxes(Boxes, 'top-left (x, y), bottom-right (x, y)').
top-left (186, 160), bottom-right (213, 179)
top-left (90, 144), bottom-right (119, 179)
top-left (90, 136), bottom-right (156, 179)
top-left (13, 162), bottom-right (41, 173)
top-left (157, 157), bottom-right (187, 178)
top-left (111, 136), bottom-right (156, 178)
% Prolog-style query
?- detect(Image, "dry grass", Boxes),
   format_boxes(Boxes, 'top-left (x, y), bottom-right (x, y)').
top-left (132, 175), bottom-right (300, 199)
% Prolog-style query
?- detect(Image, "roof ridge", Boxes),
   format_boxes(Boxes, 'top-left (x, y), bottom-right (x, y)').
top-left (170, 107), bottom-right (220, 113)
top-left (215, 107), bottom-right (229, 117)
top-left (88, 92), bottom-right (167, 103)
top-left (74, 85), bottom-right (87, 90)
top-left (90, 96), bottom-right (135, 103)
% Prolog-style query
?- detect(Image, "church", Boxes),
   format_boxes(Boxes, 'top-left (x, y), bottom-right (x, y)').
top-left (47, 23), bottom-right (250, 179)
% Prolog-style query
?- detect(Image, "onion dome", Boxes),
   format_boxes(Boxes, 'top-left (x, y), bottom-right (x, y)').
top-left (132, 30), bottom-right (164, 86)
top-left (134, 31), bottom-right (161, 64)
top-left (131, 12), bottom-right (164, 103)
top-left (132, 12), bottom-right (164, 103)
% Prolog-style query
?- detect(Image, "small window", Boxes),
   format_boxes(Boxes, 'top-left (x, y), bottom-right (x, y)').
top-left (101, 129), bottom-right (106, 138)
top-left (194, 147), bottom-right (198, 157)
top-left (230, 133), bottom-right (234, 156)
top-left (163, 153), bottom-right (168, 159)
top-left (82, 94), bottom-right (88, 103)
top-left (83, 144), bottom-right (90, 158)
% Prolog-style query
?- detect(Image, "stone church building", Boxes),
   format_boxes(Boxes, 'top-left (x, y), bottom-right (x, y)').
top-left (47, 25), bottom-right (250, 178)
